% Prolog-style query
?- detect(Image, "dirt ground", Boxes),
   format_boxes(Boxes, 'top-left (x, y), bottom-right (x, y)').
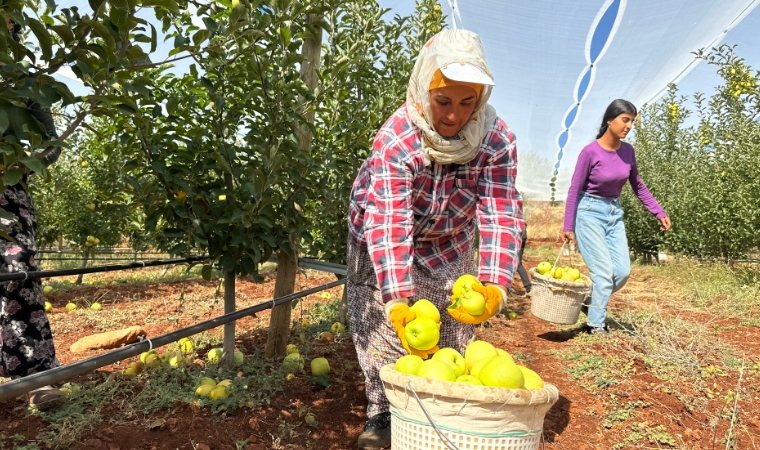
top-left (1, 242), bottom-right (759, 450)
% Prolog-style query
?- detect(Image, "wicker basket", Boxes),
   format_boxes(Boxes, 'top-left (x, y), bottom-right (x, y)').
top-left (529, 268), bottom-right (592, 324)
top-left (380, 365), bottom-right (559, 450)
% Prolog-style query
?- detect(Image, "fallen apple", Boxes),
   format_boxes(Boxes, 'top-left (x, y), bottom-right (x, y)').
top-left (286, 344), bottom-right (299, 355)
top-left (90, 302), bottom-right (102, 311)
top-left (233, 350), bottom-right (244, 365)
top-left (311, 357), bottom-right (330, 376)
top-left (330, 322), bottom-right (345, 334)
top-left (44, 302), bottom-right (52, 313)
top-left (195, 384), bottom-right (214, 397)
top-left (207, 348), bottom-right (223, 364)
top-left (43, 285), bottom-right (53, 295)
top-left (65, 303), bottom-right (77, 312)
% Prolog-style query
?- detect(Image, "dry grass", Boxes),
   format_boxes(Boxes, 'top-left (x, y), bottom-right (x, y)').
top-left (524, 200), bottom-right (564, 242)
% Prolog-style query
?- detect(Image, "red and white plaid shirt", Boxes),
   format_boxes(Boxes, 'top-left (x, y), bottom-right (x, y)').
top-left (348, 105), bottom-right (524, 303)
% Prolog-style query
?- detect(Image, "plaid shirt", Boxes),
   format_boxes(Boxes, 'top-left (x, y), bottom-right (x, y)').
top-left (348, 105), bottom-right (524, 303)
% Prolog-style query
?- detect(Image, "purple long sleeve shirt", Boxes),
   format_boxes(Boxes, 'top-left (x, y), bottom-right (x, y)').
top-left (563, 141), bottom-right (666, 231)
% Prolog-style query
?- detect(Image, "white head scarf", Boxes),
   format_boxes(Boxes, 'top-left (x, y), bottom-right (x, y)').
top-left (406, 29), bottom-right (498, 166)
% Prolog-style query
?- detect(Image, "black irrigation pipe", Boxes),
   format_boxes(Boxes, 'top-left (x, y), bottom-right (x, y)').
top-left (0, 257), bottom-right (208, 282)
top-left (38, 257), bottom-right (180, 262)
top-left (0, 277), bottom-right (348, 402)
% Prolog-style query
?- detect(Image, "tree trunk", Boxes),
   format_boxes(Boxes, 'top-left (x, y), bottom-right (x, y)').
top-left (75, 247), bottom-right (90, 285)
top-left (221, 268), bottom-right (236, 366)
top-left (337, 274), bottom-right (348, 324)
top-left (265, 249), bottom-right (298, 358)
top-left (264, 14), bottom-right (323, 359)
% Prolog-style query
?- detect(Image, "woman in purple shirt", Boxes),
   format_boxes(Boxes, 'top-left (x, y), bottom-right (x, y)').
top-left (562, 99), bottom-right (671, 334)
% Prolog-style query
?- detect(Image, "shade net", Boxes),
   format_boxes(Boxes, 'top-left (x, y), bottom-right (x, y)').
top-left (380, 0), bottom-right (759, 200)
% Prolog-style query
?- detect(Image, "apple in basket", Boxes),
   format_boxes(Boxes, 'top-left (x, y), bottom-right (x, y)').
top-left (416, 359), bottom-right (456, 382)
top-left (431, 348), bottom-right (466, 377)
top-left (536, 261), bottom-right (552, 276)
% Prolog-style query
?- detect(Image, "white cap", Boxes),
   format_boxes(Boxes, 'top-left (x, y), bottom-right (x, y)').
top-left (440, 62), bottom-right (495, 86)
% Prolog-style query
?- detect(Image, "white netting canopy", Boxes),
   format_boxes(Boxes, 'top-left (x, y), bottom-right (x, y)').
top-left (381, 0), bottom-right (759, 201)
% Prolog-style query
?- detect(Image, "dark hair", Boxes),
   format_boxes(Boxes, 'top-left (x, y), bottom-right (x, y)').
top-left (596, 99), bottom-right (637, 139)
top-left (10, 20), bottom-right (22, 43)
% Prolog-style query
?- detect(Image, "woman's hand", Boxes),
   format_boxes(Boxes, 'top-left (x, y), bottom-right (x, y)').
top-left (562, 231), bottom-right (574, 243)
top-left (659, 216), bottom-right (671, 232)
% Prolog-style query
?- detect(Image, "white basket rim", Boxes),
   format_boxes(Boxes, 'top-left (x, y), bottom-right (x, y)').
top-left (380, 365), bottom-right (560, 406)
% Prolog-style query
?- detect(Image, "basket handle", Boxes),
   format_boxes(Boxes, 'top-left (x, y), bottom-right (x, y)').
top-left (550, 242), bottom-right (567, 275)
top-left (405, 381), bottom-right (461, 450)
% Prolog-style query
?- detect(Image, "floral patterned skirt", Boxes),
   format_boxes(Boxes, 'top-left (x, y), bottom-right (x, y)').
top-left (0, 182), bottom-right (59, 379)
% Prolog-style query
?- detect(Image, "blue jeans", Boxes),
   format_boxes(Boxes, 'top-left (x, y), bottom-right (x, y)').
top-left (574, 193), bottom-right (631, 328)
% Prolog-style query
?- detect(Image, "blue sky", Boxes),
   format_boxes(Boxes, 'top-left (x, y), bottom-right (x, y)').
top-left (53, 1), bottom-right (760, 114)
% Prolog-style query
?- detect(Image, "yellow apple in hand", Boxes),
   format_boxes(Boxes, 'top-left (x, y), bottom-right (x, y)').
top-left (461, 291), bottom-right (486, 315)
top-left (478, 356), bottom-right (524, 388)
top-left (464, 340), bottom-right (498, 372)
top-left (432, 348), bottom-right (466, 377)
top-left (409, 299), bottom-right (440, 323)
top-left (452, 274), bottom-right (479, 298)
top-left (416, 359), bottom-right (456, 382)
top-left (395, 355), bottom-right (424, 375)
top-left (403, 317), bottom-right (440, 351)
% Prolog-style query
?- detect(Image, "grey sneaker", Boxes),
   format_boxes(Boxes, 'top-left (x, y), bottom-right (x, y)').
top-left (28, 386), bottom-right (65, 410)
top-left (589, 326), bottom-right (609, 336)
top-left (358, 411), bottom-right (391, 449)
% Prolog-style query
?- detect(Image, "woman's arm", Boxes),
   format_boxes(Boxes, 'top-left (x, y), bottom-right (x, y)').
top-left (363, 133), bottom-right (416, 304)
top-left (628, 150), bottom-right (666, 219)
top-left (563, 149), bottom-right (591, 234)
top-left (476, 120), bottom-right (523, 292)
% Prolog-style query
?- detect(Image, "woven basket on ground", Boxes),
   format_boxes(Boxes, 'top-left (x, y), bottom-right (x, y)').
top-left (529, 268), bottom-right (592, 325)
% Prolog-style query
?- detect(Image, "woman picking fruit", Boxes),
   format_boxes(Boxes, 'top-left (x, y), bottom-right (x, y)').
top-left (562, 99), bottom-right (671, 335)
top-left (346, 29), bottom-right (524, 449)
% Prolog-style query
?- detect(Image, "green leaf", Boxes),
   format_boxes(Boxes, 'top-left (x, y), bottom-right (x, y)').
top-left (306, 376), bottom-right (331, 388)
top-left (192, 29), bottom-right (209, 46)
top-left (0, 110), bottom-right (8, 133)
top-left (20, 157), bottom-right (44, 174)
top-left (28, 19), bottom-right (53, 60)
top-left (3, 169), bottom-right (22, 187)
top-left (201, 264), bottom-right (212, 281)
top-left (149, 23), bottom-right (157, 53)
top-left (109, 8), bottom-right (129, 30)
top-left (141, 0), bottom-right (180, 14)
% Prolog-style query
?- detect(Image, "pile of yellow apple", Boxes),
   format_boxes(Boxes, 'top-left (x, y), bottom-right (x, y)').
top-left (536, 261), bottom-right (584, 283)
top-left (394, 340), bottom-right (543, 389)
top-left (195, 377), bottom-right (232, 401)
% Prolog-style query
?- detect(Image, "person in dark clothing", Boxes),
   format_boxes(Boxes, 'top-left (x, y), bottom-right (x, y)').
top-left (1, 16), bottom-right (64, 410)
top-left (514, 226), bottom-right (531, 297)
